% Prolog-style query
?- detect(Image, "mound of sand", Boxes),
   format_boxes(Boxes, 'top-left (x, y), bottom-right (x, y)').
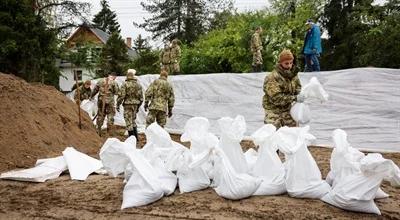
top-left (0, 73), bottom-right (102, 172)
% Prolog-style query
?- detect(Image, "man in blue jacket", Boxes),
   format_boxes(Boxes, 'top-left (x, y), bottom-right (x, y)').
top-left (302, 19), bottom-right (322, 72)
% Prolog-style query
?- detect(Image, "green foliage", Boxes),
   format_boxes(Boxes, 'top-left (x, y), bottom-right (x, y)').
top-left (321, 0), bottom-right (400, 70)
top-left (0, 0), bottom-right (60, 87)
top-left (179, 1), bottom-right (325, 74)
top-left (127, 35), bottom-right (160, 75)
top-left (98, 32), bottom-right (129, 76)
top-left (92, 0), bottom-right (121, 34)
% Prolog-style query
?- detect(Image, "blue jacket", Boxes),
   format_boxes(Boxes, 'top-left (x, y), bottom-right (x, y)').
top-left (303, 24), bottom-right (322, 55)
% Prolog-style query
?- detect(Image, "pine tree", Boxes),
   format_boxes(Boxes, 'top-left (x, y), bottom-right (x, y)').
top-left (98, 32), bottom-right (129, 76)
top-left (132, 34), bottom-right (150, 53)
top-left (138, 0), bottom-right (233, 44)
top-left (92, 0), bottom-right (121, 34)
top-left (0, 0), bottom-right (60, 86)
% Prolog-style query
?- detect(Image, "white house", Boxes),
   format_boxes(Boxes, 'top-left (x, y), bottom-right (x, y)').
top-left (59, 24), bottom-right (136, 92)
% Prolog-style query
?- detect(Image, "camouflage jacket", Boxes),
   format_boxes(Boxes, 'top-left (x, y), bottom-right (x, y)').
top-left (74, 85), bottom-right (91, 103)
top-left (170, 45), bottom-right (181, 63)
top-left (160, 49), bottom-right (171, 64)
top-left (117, 78), bottom-right (143, 106)
top-left (145, 76), bottom-right (175, 112)
top-left (263, 64), bottom-right (301, 112)
top-left (251, 32), bottom-right (262, 52)
top-left (91, 78), bottom-right (119, 104)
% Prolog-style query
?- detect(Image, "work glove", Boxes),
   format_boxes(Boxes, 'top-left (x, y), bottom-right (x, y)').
top-left (144, 103), bottom-right (148, 112)
top-left (296, 93), bottom-right (306, 103)
top-left (168, 110), bottom-right (173, 118)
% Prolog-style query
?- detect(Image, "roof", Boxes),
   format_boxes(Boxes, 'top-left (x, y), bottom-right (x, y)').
top-left (90, 27), bottom-right (110, 44)
top-left (66, 25), bottom-right (137, 59)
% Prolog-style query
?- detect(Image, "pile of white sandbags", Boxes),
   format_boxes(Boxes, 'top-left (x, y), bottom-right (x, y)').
top-left (321, 129), bottom-right (400, 215)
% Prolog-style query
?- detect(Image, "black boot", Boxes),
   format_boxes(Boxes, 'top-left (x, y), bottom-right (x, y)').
top-left (128, 130), bottom-right (134, 137)
top-left (133, 127), bottom-right (139, 142)
top-left (252, 65), bottom-right (257, 72)
top-left (257, 64), bottom-right (263, 72)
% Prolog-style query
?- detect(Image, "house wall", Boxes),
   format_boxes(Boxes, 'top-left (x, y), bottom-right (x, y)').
top-left (59, 66), bottom-right (96, 92)
top-left (66, 27), bottom-right (103, 48)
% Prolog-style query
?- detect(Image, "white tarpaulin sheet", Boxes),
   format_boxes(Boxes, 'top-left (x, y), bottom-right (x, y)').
top-left (72, 68), bottom-right (400, 152)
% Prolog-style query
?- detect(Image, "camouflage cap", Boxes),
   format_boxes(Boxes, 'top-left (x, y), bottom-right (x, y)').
top-left (278, 49), bottom-right (294, 63)
top-left (126, 69), bottom-right (136, 79)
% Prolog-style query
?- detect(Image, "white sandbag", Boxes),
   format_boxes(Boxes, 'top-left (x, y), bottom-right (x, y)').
top-left (80, 99), bottom-right (97, 119)
top-left (290, 102), bottom-right (311, 124)
top-left (121, 150), bottom-right (164, 209)
top-left (168, 117), bottom-right (214, 193)
top-left (300, 76), bottom-right (329, 101)
top-left (275, 126), bottom-right (330, 199)
top-left (384, 160), bottom-right (400, 187)
top-left (141, 122), bottom-right (175, 163)
top-left (212, 146), bottom-right (262, 200)
top-left (0, 156), bottom-right (67, 182)
top-left (250, 124), bottom-right (286, 195)
top-left (180, 117), bottom-right (218, 180)
top-left (321, 153), bottom-right (397, 215)
top-left (326, 129), bottom-right (390, 199)
top-left (149, 156), bottom-right (177, 196)
top-left (62, 147), bottom-right (103, 181)
top-left (175, 150), bottom-right (210, 193)
top-left (181, 117), bottom-right (212, 154)
top-left (99, 137), bottom-right (136, 177)
top-left (217, 115), bottom-right (248, 173)
top-left (244, 148), bottom-right (258, 171)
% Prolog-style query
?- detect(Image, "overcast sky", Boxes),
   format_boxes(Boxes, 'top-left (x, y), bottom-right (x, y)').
top-left (83, 0), bottom-right (387, 47)
top-left (84, 0), bottom-right (270, 47)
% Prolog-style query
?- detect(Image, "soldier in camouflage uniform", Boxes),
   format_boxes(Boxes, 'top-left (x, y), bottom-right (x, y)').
top-left (263, 49), bottom-right (301, 128)
top-left (116, 69), bottom-right (143, 141)
top-left (91, 72), bottom-right (119, 136)
top-left (74, 80), bottom-right (92, 103)
top-left (160, 43), bottom-right (171, 74)
top-left (144, 70), bottom-right (175, 128)
top-left (169, 39), bottom-right (181, 74)
top-left (251, 26), bottom-right (263, 72)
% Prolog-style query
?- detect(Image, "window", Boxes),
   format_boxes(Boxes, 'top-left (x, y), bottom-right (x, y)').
top-left (73, 70), bottom-right (82, 81)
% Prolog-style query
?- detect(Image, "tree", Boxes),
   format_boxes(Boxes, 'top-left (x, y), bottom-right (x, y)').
top-left (320, 0), bottom-right (400, 70)
top-left (137, 0), bottom-right (233, 44)
top-left (132, 34), bottom-right (150, 52)
top-left (35, 0), bottom-right (91, 38)
top-left (128, 35), bottom-right (159, 75)
top-left (98, 32), bottom-right (129, 76)
top-left (0, 0), bottom-right (60, 86)
top-left (92, 0), bottom-right (120, 34)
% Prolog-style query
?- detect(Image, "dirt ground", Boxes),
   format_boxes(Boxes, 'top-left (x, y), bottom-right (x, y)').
top-left (0, 73), bottom-right (102, 172)
top-left (0, 131), bottom-right (399, 220)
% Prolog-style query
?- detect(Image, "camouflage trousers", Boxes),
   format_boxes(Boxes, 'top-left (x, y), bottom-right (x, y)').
top-left (146, 109), bottom-right (167, 128)
top-left (169, 62), bottom-right (180, 74)
top-left (252, 50), bottom-right (263, 66)
top-left (264, 109), bottom-right (296, 129)
top-left (97, 100), bottom-right (115, 129)
top-left (123, 104), bottom-right (139, 131)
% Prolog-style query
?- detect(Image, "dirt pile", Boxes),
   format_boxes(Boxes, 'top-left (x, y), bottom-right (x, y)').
top-left (0, 73), bottom-right (102, 172)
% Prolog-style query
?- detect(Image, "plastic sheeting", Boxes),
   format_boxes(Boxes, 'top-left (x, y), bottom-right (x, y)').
top-left (73, 68), bottom-right (400, 152)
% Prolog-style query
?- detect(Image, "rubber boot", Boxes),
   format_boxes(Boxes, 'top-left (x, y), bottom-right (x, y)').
top-left (128, 130), bottom-right (133, 137)
top-left (252, 65), bottom-right (257, 72)
top-left (133, 127), bottom-right (139, 146)
top-left (257, 64), bottom-right (263, 72)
